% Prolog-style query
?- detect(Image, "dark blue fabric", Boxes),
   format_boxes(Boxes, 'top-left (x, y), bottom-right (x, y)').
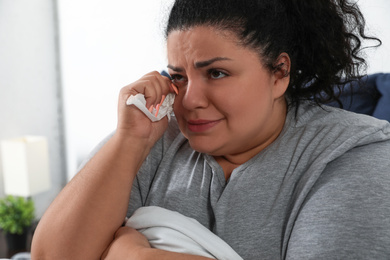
top-left (326, 73), bottom-right (389, 122)
top-left (372, 73), bottom-right (390, 121)
top-left (161, 70), bottom-right (171, 79)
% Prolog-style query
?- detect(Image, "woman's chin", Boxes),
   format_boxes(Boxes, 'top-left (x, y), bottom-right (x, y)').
top-left (188, 140), bottom-right (215, 154)
top-left (188, 139), bottom-right (226, 156)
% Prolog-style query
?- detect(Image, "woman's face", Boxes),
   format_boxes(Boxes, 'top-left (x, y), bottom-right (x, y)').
top-left (167, 26), bottom-right (288, 163)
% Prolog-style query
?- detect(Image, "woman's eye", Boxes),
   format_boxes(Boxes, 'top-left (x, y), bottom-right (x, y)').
top-left (170, 74), bottom-right (187, 87)
top-left (209, 69), bottom-right (228, 79)
top-left (171, 74), bottom-right (185, 82)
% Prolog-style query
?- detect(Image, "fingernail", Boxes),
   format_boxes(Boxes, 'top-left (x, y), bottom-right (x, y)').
top-left (159, 95), bottom-right (166, 106)
top-left (171, 83), bottom-right (179, 95)
top-left (155, 104), bottom-right (161, 117)
top-left (148, 105), bottom-right (154, 113)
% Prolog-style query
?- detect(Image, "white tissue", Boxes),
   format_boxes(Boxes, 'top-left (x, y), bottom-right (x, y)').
top-left (126, 93), bottom-right (175, 122)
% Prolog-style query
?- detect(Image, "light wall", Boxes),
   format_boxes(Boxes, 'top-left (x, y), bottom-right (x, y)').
top-left (0, 0), bottom-right (66, 218)
top-left (358, 0), bottom-right (390, 73)
top-left (57, 0), bottom-right (174, 179)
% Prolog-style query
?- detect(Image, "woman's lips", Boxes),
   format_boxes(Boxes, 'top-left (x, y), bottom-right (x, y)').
top-left (187, 119), bottom-right (222, 133)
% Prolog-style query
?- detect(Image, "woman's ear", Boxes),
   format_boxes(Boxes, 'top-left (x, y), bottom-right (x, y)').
top-left (272, 53), bottom-right (291, 99)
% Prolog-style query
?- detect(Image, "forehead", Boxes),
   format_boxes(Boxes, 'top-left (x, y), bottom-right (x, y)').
top-left (166, 26), bottom-right (244, 62)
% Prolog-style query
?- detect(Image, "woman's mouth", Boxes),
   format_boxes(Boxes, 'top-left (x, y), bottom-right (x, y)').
top-left (187, 119), bottom-right (222, 133)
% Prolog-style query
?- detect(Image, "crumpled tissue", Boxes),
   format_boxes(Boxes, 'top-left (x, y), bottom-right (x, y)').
top-left (126, 93), bottom-right (175, 122)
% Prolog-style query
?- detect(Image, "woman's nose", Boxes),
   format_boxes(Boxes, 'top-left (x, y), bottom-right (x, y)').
top-left (181, 79), bottom-right (208, 110)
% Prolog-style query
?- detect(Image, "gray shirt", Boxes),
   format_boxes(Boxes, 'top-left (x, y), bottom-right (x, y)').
top-left (91, 101), bottom-right (390, 259)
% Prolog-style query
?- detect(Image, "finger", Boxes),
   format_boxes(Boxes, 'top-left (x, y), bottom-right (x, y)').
top-left (148, 71), bottom-right (176, 97)
top-left (160, 72), bottom-right (179, 95)
top-left (147, 75), bottom-right (163, 105)
top-left (154, 95), bottom-right (166, 117)
top-left (140, 71), bottom-right (171, 106)
top-left (160, 74), bottom-right (177, 95)
top-left (121, 80), bottom-right (158, 109)
top-left (140, 77), bottom-right (161, 108)
top-left (146, 72), bottom-right (173, 103)
top-left (121, 71), bottom-right (174, 109)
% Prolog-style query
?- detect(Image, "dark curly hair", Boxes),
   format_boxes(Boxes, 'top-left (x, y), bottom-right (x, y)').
top-left (165, 0), bottom-right (381, 109)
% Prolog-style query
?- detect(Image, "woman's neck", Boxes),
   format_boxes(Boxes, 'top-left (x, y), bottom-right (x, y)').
top-left (213, 97), bottom-right (288, 180)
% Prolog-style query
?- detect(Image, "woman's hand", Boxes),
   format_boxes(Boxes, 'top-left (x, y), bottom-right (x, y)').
top-left (116, 71), bottom-right (175, 147)
top-left (101, 226), bottom-right (151, 260)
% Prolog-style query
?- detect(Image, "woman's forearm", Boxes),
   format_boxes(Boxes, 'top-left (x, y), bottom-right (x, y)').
top-left (31, 133), bottom-right (151, 260)
top-left (32, 72), bottom-right (172, 259)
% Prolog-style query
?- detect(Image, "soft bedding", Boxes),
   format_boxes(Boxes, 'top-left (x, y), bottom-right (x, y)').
top-left (126, 206), bottom-right (243, 260)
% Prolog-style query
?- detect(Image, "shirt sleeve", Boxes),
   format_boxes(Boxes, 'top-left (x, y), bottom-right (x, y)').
top-left (286, 140), bottom-right (390, 259)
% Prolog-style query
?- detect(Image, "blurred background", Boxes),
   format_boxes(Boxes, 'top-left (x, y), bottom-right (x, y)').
top-left (0, 0), bottom-right (388, 228)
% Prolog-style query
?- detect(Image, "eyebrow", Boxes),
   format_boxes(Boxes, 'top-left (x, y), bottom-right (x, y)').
top-left (194, 57), bottom-right (232, 68)
top-left (167, 57), bottom-right (232, 72)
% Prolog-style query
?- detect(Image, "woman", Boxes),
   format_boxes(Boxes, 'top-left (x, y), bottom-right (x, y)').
top-left (32, 0), bottom-right (390, 259)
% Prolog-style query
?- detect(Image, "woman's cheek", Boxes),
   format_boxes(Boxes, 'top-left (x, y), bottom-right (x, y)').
top-left (172, 96), bottom-right (182, 116)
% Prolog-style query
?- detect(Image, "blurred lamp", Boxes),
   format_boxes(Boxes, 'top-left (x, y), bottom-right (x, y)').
top-left (0, 136), bottom-right (51, 197)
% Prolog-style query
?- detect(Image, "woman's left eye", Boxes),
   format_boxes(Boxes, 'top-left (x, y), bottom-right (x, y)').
top-left (209, 69), bottom-right (228, 79)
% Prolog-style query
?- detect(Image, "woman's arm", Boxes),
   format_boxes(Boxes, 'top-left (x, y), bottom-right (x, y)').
top-left (31, 135), bottom-right (151, 259)
top-left (31, 72), bottom-right (174, 259)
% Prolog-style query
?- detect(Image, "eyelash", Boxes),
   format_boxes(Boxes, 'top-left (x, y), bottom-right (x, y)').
top-left (170, 74), bottom-right (185, 82)
top-left (170, 69), bottom-right (229, 87)
top-left (208, 69), bottom-right (229, 79)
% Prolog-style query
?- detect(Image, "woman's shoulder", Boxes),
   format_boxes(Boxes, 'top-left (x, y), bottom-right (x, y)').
top-left (278, 100), bottom-right (390, 159)
top-left (291, 100), bottom-right (390, 138)
top-left (293, 100), bottom-right (388, 128)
